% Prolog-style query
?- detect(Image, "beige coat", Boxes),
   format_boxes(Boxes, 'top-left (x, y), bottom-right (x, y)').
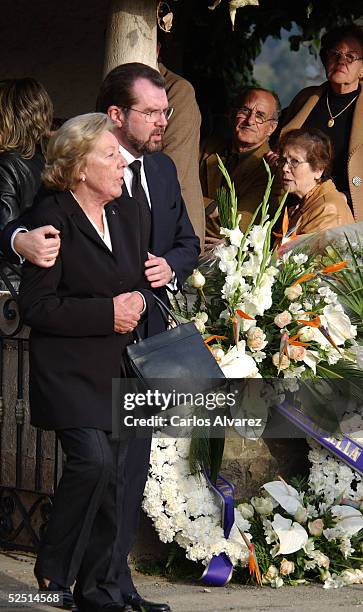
top-left (159, 63), bottom-right (205, 251)
top-left (280, 82), bottom-right (363, 222)
top-left (288, 179), bottom-right (354, 236)
top-left (200, 141), bottom-right (282, 237)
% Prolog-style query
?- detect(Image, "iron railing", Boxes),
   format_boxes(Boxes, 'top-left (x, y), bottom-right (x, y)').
top-left (0, 259), bottom-right (59, 552)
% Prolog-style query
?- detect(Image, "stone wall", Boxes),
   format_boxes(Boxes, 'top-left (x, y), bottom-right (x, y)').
top-left (0, 0), bottom-right (110, 118)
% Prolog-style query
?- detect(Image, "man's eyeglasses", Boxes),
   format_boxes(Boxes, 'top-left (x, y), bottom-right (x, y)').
top-left (236, 106), bottom-right (276, 125)
top-left (278, 156), bottom-right (309, 170)
top-left (326, 48), bottom-right (363, 64)
top-left (125, 107), bottom-right (174, 122)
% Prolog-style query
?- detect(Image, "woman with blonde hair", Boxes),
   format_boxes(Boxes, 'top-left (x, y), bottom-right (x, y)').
top-left (0, 77), bottom-right (53, 228)
top-left (19, 112), bottom-right (161, 612)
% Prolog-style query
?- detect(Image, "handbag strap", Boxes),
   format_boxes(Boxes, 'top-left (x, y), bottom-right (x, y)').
top-left (133, 293), bottom-right (181, 342)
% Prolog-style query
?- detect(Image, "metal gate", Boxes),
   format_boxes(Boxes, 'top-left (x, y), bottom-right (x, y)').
top-left (0, 260), bottom-right (59, 552)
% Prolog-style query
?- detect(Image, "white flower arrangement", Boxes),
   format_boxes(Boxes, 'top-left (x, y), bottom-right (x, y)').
top-left (143, 436), bottom-right (250, 567)
top-left (144, 436), bottom-right (363, 588)
top-left (144, 159), bottom-right (363, 588)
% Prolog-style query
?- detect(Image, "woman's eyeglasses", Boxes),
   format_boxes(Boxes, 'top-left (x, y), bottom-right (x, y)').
top-left (326, 49), bottom-right (363, 64)
top-left (278, 157), bottom-right (309, 170)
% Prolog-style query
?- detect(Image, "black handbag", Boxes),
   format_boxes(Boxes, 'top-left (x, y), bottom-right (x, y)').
top-left (126, 294), bottom-right (226, 389)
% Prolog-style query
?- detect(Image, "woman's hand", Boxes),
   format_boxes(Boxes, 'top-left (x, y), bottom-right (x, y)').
top-left (113, 292), bottom-right (144, 334)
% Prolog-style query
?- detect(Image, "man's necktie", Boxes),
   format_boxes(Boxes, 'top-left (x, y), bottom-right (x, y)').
top-left (129, 160), bottom-right (152, 250)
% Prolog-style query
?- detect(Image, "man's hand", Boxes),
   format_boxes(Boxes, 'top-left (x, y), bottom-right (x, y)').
top-left (144, 252), bottom-right (172, 288)
top-left (264, 150), bottom-right (279, 169)
top-left (113, 292), bottom-right (144, 334)
top-left (14, 226), bottom-right (60, 267)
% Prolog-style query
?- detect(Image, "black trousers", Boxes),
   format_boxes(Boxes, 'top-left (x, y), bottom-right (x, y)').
top-left (35, 428), bottom-right (151, 611)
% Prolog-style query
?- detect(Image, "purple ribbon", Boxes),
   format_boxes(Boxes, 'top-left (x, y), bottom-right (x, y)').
top-left (201, 474), bottom-right (235, 586)
top-left (275, 401), bottom-right (363, 475)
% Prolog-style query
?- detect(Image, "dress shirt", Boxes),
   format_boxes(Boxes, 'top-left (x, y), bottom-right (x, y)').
top-left (119, 146), bottom-right (151, 208)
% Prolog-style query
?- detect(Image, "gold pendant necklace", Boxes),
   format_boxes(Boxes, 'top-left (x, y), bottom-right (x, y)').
top-left (326, 92), bottom-right (358, 128)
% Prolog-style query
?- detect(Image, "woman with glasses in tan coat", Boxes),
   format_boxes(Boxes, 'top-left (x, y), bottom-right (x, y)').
top-left (278, 128), bottom-right (353, 237)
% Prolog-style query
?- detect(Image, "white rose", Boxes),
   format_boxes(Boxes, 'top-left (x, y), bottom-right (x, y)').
top-left (280, 558), bottom-right (295, 575)
top-left (274, 311), bottom-right (292, 328)
top-left (289, 346), bottom-right (306, 362)
top-left (192, 318), bottom-right (205, 333)
top-left (210, 347), bottom-right (225, 363)
top-left (311, 550), bottom-right (330, 569)
top-left (340, 569), bottom-right (357, 585)
top-left (191, 269), bottom-right (206, 289)
top-left (308, 518), bottom-right (324, 536)
top-left (284, 284), bottom-right (303, 301)
top-left (264, 565), bottom-right (279, 582)
top-left (294, 507), bottom-right (308, 523)
top-left (246, 326), bottom-right (268, 352)
top-left (237, 502), bottom-right (254, 520)
top-left (191, 311), bottom-right (208, 333)
top-left (251, 496), bottom-right (274, 516)
top-left (272, 353), bottom-right (290, 370)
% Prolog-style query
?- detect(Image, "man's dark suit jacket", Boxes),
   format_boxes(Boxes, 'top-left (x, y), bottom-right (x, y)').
top-left (19, 190), bottom-right (158, 432)
top-left (140, 151), bottom-right (200, 303)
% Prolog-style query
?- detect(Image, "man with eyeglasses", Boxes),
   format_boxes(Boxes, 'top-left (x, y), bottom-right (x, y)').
top-left (200, 86), bottom-right (282, 245)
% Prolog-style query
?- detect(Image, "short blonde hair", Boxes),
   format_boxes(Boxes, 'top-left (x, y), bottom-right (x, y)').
top-left (0, 78), bottom-right (53, 159)
top-left (42, 113), bottom-right (116, 191)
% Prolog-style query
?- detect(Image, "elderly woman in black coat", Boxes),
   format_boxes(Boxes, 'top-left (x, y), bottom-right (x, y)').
top-left (19, 113), bottom-right (157, 612)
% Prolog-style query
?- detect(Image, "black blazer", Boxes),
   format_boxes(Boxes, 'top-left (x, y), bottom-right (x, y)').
top-left (141, 152), bottom-right (200, 295)
top-left (19, 190), bottom-right (157, 431)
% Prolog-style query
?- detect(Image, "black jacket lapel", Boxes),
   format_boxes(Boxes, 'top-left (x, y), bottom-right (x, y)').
top-left (57, 191), bottom-right (115, 258)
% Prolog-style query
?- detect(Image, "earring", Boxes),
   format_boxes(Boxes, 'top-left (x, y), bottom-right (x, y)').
top-left (81, 176), bottom-right (86, 182)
